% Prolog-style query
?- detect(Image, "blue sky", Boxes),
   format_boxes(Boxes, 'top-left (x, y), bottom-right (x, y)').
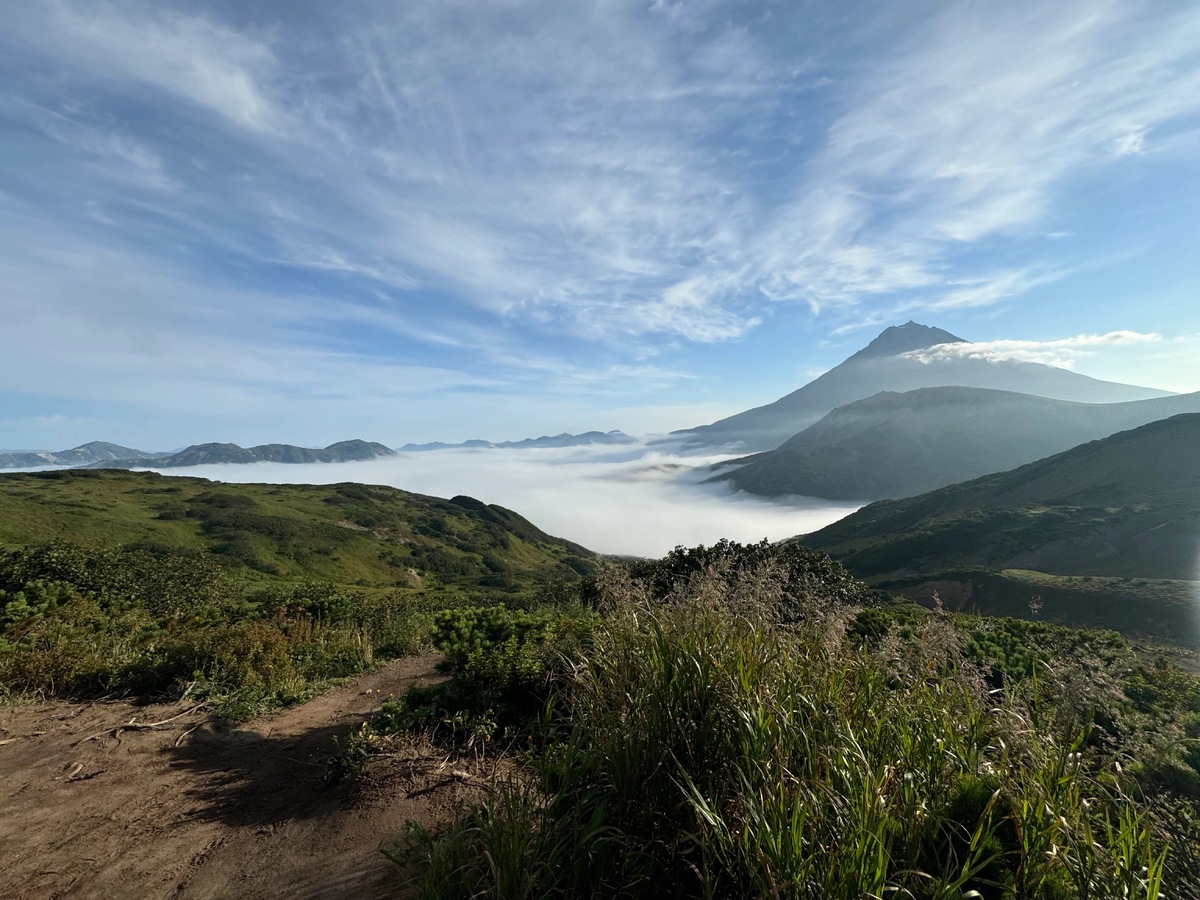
top-left (2, 0), bottom-right (1199, 451)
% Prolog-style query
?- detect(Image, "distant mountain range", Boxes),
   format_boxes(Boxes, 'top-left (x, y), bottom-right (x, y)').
top-left (712, 386), bottom-right (1200, 501)
top-left (679, 321), bottom-right (1172, 452)
top-left (0, 441), bottom-right (168, 470)
top-left (88, 440), bottom-right (396, 469)
top-left (0, 431), bottom-right (637, 471)
top-left (803, 412), bottom-right (1200, 580)
top-left (399, 430), bottom-right (636, 452)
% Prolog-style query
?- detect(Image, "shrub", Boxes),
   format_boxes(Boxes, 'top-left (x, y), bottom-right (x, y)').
top-left (0, 542), bottom-right (392, 706)
top-left (618, 537), bottom-right (869, 617)
top-left (376, 604), bottom-right (595, 748)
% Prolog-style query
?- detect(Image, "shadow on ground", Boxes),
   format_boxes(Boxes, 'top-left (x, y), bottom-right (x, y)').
top-left (166, 718), bottom-right (361, 826)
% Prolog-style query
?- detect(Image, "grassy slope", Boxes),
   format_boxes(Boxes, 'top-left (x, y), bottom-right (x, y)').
top-left (0, 469), bottom-right (596, 596)
top-left (804, 413), bottom-right (1200, 578)
top-left (802, 414), bottom-right (1200, 642)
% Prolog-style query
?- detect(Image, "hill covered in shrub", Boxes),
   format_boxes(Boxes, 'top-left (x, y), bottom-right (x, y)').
top-left (0, 469), bottom-right (596, 593)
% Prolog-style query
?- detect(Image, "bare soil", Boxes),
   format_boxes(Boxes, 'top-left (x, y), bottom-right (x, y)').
top-left (0, 654), bottom-right (488, 899)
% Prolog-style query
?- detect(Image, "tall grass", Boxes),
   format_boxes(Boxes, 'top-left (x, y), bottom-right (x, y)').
top-left (398, 565), bottom-right (1171, 899)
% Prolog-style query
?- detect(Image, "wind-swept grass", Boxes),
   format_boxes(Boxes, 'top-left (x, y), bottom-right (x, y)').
top-left (395, 563), bottom-right (1175, 899)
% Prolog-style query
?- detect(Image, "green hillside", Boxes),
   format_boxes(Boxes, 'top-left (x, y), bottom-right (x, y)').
top-left (802, 414), bottom-right (1200, 641)
top-left (0, 469), bottom-right (596, 596)
top-left (873, 568), bottom-right (1197, 643)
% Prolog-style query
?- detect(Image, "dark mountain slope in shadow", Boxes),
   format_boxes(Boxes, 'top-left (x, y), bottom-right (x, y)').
top-left (714, 386), bottom-right (1200, 500)
top-left (802, 413), bottom-right (1200, 582)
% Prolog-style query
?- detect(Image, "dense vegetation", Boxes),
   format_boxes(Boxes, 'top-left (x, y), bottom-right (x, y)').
top-left (4, 467), bottom-right (1198, 895)
top-left (365, 544), bottom-right (1200, 899)
top-left (871, 568), bottom-right (1199, 645)
top-left (0, 470), bottom-right (596, 594)
top-left (0, 540), bottom-right (436, 715)
top-left (0, 470), bottom-right (596, 715)
top-left (803, 414), bottom-right (1200, 644)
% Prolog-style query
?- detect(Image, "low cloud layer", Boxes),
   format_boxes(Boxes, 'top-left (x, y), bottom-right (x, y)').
top-left (141, 444), bottom-right (858, 558)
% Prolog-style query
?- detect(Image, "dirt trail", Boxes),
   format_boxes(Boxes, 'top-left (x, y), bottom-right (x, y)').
top-left (0, 654), bottom-right (486, 900)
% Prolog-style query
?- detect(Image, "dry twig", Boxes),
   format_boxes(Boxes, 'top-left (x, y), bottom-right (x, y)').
top-left (173, 724), bottom-right (202, 748)
top-left (72, 704), bottom-right (210, 747)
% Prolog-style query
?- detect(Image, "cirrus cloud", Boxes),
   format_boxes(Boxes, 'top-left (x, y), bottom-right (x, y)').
top-left (1, 0), bottom-right (1199, 449)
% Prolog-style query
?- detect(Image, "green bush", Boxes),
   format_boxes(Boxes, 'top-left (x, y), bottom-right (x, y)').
top-left (376, 604), bottom-right (595, 747)
top-left (0, 542), bottom-right (407, 706)
top-left (0, 583), bottom-right (159, 695)
top-left (0, 540), bottom-right (240, 619)
top-left (614, 537), bottom-right (868, 618)
top-left (847, 602), bottom-right (927, 646)
top-left (253, 581), bottom-right (360, 623)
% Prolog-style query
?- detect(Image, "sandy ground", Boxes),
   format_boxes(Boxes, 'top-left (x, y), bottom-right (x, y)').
top-left (0, 654), bottom-right (490, 899)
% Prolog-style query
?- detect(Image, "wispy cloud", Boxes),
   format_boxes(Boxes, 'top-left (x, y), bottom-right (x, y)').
top-left (0, 221), bottom-right (701, 445)
top-left (30, 0), bottom-right (284, 132)
top-left (1, 0), bottom-right (1198, 447)
top-left (34, 114), bottom-right (178, 192)
top-left (927, 272), bottom-right (1056, 312)
top-left (9, 1), bottom-right (1200, 337)
top-left (906, 330), bottom-right (1164, 369)
top-left (751, 2), bottom-right (1200, 318)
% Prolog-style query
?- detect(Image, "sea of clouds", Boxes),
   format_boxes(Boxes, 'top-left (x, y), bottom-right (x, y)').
top-left (140, 442), bottom-right (860, 558)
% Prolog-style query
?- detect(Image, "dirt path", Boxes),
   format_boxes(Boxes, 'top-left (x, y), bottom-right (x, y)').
top-left (0, 654), bottom-right (487, 899)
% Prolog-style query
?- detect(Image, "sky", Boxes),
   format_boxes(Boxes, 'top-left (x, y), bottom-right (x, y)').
top-left (2, 0), bottom-right (1200, 452)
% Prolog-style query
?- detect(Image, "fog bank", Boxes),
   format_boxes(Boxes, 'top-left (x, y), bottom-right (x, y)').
top-left (143, 444), bottom-right (859, 557)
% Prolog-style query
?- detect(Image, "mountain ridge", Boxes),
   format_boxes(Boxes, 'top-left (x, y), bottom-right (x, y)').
top-left (679, 322), bottom-right (1173, 452)
top-left (0, 441), bottom-right (166, 470)
top-left (711, 386), bottom-right (1200, 501)
top-left (90, 439), bottom-right (396, 469)
top-left (400, 430), bottom-right (636, 452)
